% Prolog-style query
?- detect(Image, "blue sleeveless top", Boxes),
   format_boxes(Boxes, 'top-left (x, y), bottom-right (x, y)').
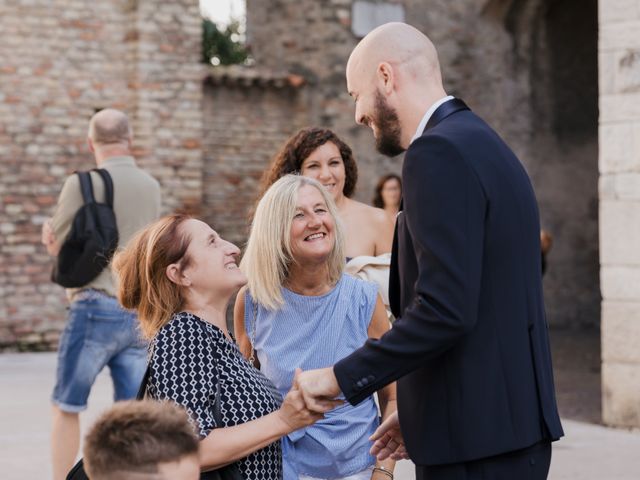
top-left (244, 274), bottom-right (379, 479)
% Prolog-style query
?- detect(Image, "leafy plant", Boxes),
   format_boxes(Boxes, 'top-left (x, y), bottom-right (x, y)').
top-left (202, 18), bottom-right (249, 66)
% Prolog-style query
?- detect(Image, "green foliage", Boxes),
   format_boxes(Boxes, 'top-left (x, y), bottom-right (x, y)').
top-left (202, 18), bottom-right (248, 66)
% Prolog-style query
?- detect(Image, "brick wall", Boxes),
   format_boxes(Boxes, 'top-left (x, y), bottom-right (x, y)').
top-left (202, 77), bottom-right (310, 246)
top-left (0, 0), bottom-right (202, 350)
top-left (599, 0), bottom-right (640, 428)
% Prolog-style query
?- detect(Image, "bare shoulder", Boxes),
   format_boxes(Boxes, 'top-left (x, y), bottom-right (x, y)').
top-left (350, 200), bottom-right (390, 226)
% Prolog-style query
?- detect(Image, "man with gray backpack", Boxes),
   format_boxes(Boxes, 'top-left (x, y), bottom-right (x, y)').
top-left (41, 108), bottom-right (161, 480)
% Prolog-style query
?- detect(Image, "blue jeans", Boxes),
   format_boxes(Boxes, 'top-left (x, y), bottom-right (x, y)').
top-left (52, 290), bottom-right (147, 412)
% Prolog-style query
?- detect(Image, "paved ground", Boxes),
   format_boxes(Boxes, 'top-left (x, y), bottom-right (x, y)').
top-left (1, 329), bottom-right (639, 479)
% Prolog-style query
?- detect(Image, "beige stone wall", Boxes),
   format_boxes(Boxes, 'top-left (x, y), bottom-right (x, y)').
top-left (0, 0), bottom-right (202, 349)
top-left (599, 0), bottom-right (640, 428)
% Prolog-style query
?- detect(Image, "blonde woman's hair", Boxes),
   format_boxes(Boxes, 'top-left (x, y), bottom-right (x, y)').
top-left (241, 174), bottom-right (345, 310)
top-left (112, 214), bottom-right (193, 339)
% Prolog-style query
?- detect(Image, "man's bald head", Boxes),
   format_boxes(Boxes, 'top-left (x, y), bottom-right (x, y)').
top-left (88, 108), bottom-right (132, 147)
top-left (346, 23), bottom-right (448, 153)
top-left (347, 22), bottom-right (442, 89)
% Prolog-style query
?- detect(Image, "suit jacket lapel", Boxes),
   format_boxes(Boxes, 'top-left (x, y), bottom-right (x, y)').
top-left (389, 207), bottom-right (402, 318)
top-left (389, 100), bottom-right (470, 318)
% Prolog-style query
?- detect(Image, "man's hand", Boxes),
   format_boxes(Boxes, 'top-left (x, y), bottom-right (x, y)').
top-left (41, 219), bottom-right (60, 256)
top-left (293, 367), bottom-right (344, 413)
top-left (41, 219), bottom-right (54, 246)
top-left (370, 411), bottom-right (409, 461)
top-left (276, 369), bottom-right (324, 432)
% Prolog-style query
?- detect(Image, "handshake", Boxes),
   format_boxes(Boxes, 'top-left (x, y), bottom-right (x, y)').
top-left (278, 367), bottom-right (409, 461)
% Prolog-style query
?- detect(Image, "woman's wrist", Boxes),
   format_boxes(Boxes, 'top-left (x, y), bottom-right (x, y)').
top-left (270, 409), bottom-right (296, 436)
top-left (372, 464), bottom-right (394, 479)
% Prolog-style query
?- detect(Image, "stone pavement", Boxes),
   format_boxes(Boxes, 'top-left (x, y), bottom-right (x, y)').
top-left (1, 350), bottom-right (640, 479)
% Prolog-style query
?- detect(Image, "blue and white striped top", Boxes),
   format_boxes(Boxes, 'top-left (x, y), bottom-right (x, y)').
top-left (244, 274), bottom-right (380, 479)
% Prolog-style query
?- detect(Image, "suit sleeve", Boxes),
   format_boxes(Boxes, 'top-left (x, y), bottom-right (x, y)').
top-left (334, 134), bottom-right (487, 405)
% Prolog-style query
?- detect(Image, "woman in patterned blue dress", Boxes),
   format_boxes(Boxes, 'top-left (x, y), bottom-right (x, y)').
top-left (234, 175), bottom-right (398, 480)
top-left (113, 214), bottom-right (323, 480)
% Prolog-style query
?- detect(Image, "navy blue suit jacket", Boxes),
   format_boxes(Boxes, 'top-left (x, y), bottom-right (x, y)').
top-left (334, 100), bottom-right (563, 466)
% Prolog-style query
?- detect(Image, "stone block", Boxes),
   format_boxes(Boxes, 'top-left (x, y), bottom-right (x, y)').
top-left (601, 266), bottom-right (640, 301)
top-left (598, 122), bottom-right (638, 174)
top-left (600, 21), bottom-right (640, 51)
top-left (600, 200), bottom-right (640, 265)
top-left (600, 92), bottom-right (640, 123)
top-left (599, 0), bottom-right (639, 24)
top-left (602, 300), bottom-right (640, 363)
top-left (602, 361), bottom-right (640, 428)
top-left (600, 172), bottom-right (640, 201)
top-left (614, 49), bottom-right (640, 94)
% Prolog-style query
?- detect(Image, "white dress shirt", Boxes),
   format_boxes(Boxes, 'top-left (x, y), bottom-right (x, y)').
top-left (410, 95), bottom-right (455, 145)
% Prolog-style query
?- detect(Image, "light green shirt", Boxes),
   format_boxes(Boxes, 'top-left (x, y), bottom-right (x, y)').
top-left (51, 156), bottom-right (161, 298)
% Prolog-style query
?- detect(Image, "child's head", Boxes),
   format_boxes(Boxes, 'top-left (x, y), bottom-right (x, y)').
top-left (83, 400), bottom-right (200, 480)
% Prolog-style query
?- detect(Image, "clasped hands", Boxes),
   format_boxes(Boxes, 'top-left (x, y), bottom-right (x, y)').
top-left (292, 367), bottom-right (409, 461)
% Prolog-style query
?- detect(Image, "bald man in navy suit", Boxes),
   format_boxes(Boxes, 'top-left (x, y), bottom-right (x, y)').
top-left (294, 22), bottom-right (563, 480)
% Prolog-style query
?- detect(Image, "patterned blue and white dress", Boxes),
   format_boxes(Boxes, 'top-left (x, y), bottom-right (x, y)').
top-left (148, 312), bottom-right (283, 480)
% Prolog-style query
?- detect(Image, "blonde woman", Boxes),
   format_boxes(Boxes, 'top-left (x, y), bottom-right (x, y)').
top-left (112, 214), bottom-right (322, 480)
top-left (234, 175), bottom-right (397, 480)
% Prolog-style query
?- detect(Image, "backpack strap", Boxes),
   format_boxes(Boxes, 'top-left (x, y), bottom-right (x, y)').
top-left (93, 168), bottom-right (115, 208)
top-left (76, 171), bottom-right (95, 205)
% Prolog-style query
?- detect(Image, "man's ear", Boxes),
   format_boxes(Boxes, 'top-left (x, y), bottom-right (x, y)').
top-left (376, 62), bottom-right (395, 95)
top-left (87, 137), bottom-right (95, 153)
top-left (166, 263), bottom-right (191, 287)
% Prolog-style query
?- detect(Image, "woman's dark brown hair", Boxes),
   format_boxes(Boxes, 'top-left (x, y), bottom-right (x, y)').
top-left (372, 173), bottom-right (402, 209)
top-left (259, 127), bottom-right (358, 199)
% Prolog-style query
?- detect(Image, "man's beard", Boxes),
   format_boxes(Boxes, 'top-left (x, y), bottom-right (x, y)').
top-left (373, 91), bottom-right (405, 157)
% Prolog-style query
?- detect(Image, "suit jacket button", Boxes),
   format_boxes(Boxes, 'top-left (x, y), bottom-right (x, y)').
top-left (367, 375), bottom-right (375, 382)
top-left (356, 380), bottom-right (364, 389)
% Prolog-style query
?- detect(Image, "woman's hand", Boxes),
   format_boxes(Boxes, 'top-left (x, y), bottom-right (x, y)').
top-left (276, 369), bottom-right (324, 431)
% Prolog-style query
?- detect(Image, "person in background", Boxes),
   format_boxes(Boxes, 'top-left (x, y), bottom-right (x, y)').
top-left (42, 108), bottom-right (161, 480)
top-left (235, 175), bottom-right (397, 480)
top-left (83, 400), bottom-right (200, 480)
top-left (372, 174), bottom-right (402, 223)
top-left (112, 214), bottom-right (321, 479)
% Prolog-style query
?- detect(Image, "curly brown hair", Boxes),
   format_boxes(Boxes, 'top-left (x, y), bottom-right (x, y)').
top-left (258, 127), bottom-right (358, 199)
top-left (372, 173), bottom-right (402, 209)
